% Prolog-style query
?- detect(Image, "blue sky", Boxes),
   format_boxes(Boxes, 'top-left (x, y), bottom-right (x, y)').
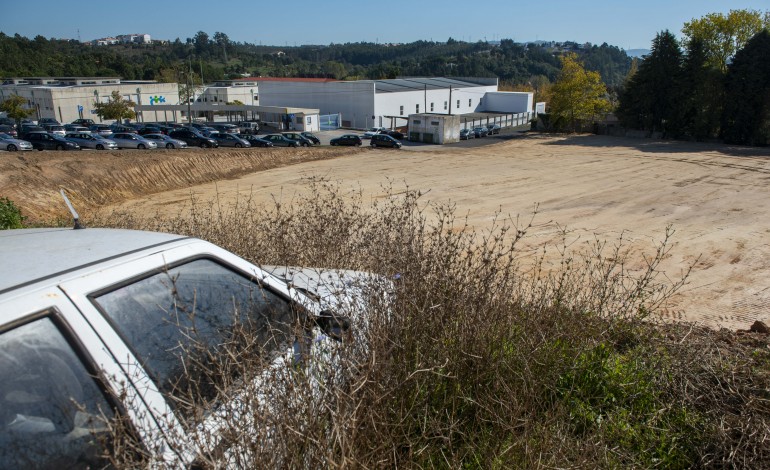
top-left (1, 1), bottom-right (767, 50)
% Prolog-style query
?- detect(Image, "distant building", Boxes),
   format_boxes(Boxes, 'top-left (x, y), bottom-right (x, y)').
top-left (0, 77), bottom-right (178, 124)
top-left (90, 34), bottom-right (151, 46)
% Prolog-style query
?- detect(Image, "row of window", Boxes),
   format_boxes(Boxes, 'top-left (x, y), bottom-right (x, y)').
top-left (399, 98), bottom-right (482, 115)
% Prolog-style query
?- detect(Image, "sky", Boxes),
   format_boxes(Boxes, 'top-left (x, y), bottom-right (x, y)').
top-left (1, 1), bottom-right (767, 51)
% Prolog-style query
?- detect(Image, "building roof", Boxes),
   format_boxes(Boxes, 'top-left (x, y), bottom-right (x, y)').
top-left (235, 77), bottom-right (338, 83)
top-left (371, 77), bottom-right (493, 93)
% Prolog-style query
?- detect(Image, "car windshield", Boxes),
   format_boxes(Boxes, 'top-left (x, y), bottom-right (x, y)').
top-left (92, 259), bottom-right (300, 418)
top-left (0, 133), bottom-right (12, 139)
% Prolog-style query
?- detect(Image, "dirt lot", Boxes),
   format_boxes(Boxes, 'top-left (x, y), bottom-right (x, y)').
top-left (3, 134), bottom-right (769, 330)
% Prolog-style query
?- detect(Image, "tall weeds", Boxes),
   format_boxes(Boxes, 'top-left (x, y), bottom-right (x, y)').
top-left (95, 179), bottom-right (770, 469)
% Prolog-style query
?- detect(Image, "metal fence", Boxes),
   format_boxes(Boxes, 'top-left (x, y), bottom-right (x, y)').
top-left (319, 113), bottom-right (341, 130)
top-left (460, 112), bottom-right (533, 130)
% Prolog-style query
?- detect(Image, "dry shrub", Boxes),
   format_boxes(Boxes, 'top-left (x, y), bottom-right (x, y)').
top-left (93, 179), bottom-right (770, 469)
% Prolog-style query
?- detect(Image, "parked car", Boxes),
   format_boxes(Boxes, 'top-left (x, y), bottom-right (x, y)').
top-left (362, 127), bottom-right (388, 139)
top-left (64, 132), bottom-right (118, 150)
top-left (108, 124), bottom-right (137, 134)
top-left (0, 117), bottom-right (16, 127)
top-left (137, 125), bottom-right (166, 136)
top-left (0, 125), bottom-right (18, 137)
top-left (237, 121), bottom-right (260, 134)
top-left (282, 132), bottom-right (315, 147)
top-left (168, 128), bottom-right (219, 148)
top-left (208, 123), bottom-right (240, 134)
top-left (71, 118), bottom-right (96, 127)
top-left (209, 132), bottom-right (251, 148)
top-left (236, 134), bottom-right (273, 147)
top-left (370, 134), bottom-right (402, 149)
top-left (386, 130), bottom-right (404, 140)
top-left (63, 124), bottom-right (91, 134)
top-left (329, 134), bottom-right (362, 146)
top-left (300, 132), bottom-right (321, 145)
top-left (0, 226), bottom-right (379, 467)
top-left (197, 126), bottom-right (218, 137)
top-left (89, 124), bottom-right (113, 136)
top-left (22, 132), bottom-right (81, 151)
top-left (262, 134), bottom-right (300, 147)
top-left (38, 118), bottom-right (60, 126)
top-left (20, 124), bottom-right (45, 134)
top-left (43, 124), bottom-right (66, 136)
top-left (109, 132), bottom-right (158, 149)
top-left (142, 133), bottom-right (188, 149)
top-left (472, 127), bottom-right (488, 138)
top-left (459, 128), bottom-right (475, 140)
top-left (486, 123), bottom-right (501, 135)
top-left (0, 133), bottom-right (33, 151)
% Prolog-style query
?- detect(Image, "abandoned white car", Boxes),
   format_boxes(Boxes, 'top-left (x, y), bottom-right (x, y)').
top-left (0, 227), bottom-right (375, 467)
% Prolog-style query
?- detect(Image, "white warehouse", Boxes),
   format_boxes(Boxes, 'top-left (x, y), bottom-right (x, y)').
top-left (258, 77), bottom-right (518, 129)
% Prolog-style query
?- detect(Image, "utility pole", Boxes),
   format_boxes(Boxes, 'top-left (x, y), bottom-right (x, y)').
top-left (424, 84), bottom-right (427, 114)
top-left (448, 86), bottom-right (452, 114)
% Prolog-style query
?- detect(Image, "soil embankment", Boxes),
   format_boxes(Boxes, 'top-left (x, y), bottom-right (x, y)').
top-left (0, 146), bottom-right (362, 221)
top-left (3, 134), bottom-right (770, 331)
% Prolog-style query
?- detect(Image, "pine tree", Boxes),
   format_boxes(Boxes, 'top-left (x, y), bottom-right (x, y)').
top-left (722, 30), bottom-right (770, 145)
top-left (618, 31), bottom-right (683, 136)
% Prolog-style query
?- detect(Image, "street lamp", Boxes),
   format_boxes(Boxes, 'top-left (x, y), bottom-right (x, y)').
top-left (94, 90), bottom-right (102, 123)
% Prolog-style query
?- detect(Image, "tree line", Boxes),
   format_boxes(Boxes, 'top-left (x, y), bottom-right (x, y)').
top-left (0, 32), bottom-right (630, 89)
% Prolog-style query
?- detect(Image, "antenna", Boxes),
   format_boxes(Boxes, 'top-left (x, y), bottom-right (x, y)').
top-left (60, 189), bottom-right (83, 229)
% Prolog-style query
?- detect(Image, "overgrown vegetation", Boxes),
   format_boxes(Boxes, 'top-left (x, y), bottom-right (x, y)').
top-left (0, 197), bottom-right (25, 229)
top-left (93, 181), bottom-right (770, 468)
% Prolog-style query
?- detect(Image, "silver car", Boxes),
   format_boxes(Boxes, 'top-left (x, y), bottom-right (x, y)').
top-left (141, 133), bottom-right (188, 149)
top-left (209, 132), bottom-right (251, 148)
top-left (109, 132), bottom-right (158, 149)
top-left (64, 132), bottom-right (118, 150)
top-left (0, 133), bottom-right (33, 151)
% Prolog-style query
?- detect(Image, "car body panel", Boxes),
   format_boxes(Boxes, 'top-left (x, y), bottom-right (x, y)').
top-left (64, 132), bottom-right (118, 150)
top-left (0, 228), bottom-right (381, 465)
top-left (0, 133), bottom-right (33, 151)
top-left (142, 133), bottom-right (189, 149)
top-left (109, 133), bottom-right (158, 149)
top-left (263, 134), bottom-right (300, 147)
top-left (329, 134), bottom-right (362, 146)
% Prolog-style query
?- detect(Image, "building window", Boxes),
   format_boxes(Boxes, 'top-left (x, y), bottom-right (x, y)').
top-left (416, 104), bottom-right (420, 113)
top-left (431, 121), bottom-right (440, 125)
top-left (457, 99), bottom-right (460, 109)
top-left (469, 99), bottom-right (472, 107)
top-left (443, 101), bottom-right (447, 110)
top-left (430, 102), bottom-right (434, 112)
top-left (413, 120), bottom-right (421, 124)
top-left (399, 105), bottom-right (404, 116)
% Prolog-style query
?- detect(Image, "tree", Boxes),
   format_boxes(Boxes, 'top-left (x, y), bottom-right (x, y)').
top-left (680, 38), bottom-right (723, 140)
top-left (548, 53), bottom-right (610, 131)
top-left (213, 32), bottom-right (230, 62)
top-left (193, 31), bottom-right (210, 55)
top-left (682, 9), bottom-right (770, 72)
top-left (0, 95), bottom-right (33, 129)
top-left (93, 90), bottom-right (136, 122)
top-left (721, 30), bottom-right (770, 145)
top-left (617, 31), bottom-right (683, 135)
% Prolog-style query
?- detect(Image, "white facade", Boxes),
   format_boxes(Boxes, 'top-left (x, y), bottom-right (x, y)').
top-left (259, 77), bottom-right (499, 130)
top-left (482, 92), bottom-right (533, 114)
top-left (0, 78), bottom-right (179, 124)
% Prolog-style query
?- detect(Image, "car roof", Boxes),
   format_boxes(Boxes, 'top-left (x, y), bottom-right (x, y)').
top-left (0, 228), bottom-right (188, 294)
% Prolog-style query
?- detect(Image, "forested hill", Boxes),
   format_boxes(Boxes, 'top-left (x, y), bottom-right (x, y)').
top-left (0, 33), bottom-right (631, 89)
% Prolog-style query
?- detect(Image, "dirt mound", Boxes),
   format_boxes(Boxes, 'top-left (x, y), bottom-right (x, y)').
top-left (0, 147), bottom-right (363, 222)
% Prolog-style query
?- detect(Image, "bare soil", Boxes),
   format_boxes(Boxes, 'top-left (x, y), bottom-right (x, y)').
top-left (4, 134), bottom-right (769, 330)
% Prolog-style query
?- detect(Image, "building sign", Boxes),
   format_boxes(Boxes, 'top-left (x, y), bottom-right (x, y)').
top-left (149, 96), bottom-right (166, 105)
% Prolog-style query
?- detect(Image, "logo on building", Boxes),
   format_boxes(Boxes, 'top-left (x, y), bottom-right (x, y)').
top-left (149, 96), bottom-right (166, 105)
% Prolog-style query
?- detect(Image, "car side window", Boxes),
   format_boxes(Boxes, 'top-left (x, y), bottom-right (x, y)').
top-left (92, 259), bottom-right (300, 419)
top-left (0, 315), bottom-right (114, 469)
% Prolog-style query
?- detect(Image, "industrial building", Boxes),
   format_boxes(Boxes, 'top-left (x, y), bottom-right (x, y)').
top-left (0, 77), bottom-right (179, 124)
top-left (257, 77), bottom-right (533, 130)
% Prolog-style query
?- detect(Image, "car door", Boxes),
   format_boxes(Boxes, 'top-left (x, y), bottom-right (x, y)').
top-left (0, 285), bottom-right (175, 468)
top-left (60, 240), bottom-right (314, 464)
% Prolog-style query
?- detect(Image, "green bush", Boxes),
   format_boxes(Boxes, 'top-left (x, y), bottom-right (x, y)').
top-left (0, 197), bottom-right (25, 229)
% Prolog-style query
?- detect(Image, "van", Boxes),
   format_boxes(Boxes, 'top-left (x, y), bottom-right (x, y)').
top-left (237, 121), bottom-right (260, 134)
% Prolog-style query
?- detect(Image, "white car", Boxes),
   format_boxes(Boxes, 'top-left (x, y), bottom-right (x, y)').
top-left (64, 132), bottom-right (118, 150)
top-left (0, 227), bottom-right (376, 467)
top-left (109, 132), bottom-right (158, 149)
top-left (362, 127), bottom-right (388, 139)
top-left (0, 133), bottom-right (33, 151)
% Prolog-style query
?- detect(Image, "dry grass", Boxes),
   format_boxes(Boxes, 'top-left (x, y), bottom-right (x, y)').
top-left (92, 179), bottom-right (770, 469)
